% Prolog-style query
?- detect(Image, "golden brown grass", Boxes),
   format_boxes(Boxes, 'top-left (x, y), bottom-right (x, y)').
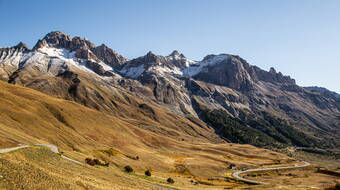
top-left (0, 146), bottom-right (178, 190)
top-left (0, 81), bottom-right (335, 189)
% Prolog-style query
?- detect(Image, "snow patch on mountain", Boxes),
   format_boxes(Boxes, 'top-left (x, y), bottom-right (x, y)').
top-left (148, 65), bottom-right (183, 76)
top-left (35, 47), bottom-right (230, 80)
top-left (183, 59), bottom-right (197, 67)
top-left (36, 47), bottom-right (93, 74)
top-left (39, 47), bottom-right (76, 59)
top-left (167, 54), bottom-right (197, 67)
top-left (118, 54), bottom-right (230, 79)
top-left (93, 60), bottom-right (113, 71)
top-left (38, 47), bottom-right (115, 74)
top-left (182, 54), bottom-right (229, 77)
top-left (120, 64), bottom-right (145, 78)
top-left (0, 51), bottom-right (25, 67)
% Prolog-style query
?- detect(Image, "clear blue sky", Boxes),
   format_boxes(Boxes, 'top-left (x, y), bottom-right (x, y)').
top-left (0, 0), bottom-right (339, 93)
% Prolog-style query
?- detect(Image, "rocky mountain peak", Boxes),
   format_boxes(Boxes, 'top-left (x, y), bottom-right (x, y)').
top-left (188, 54), bottom-right (297, 90)
top-left (69, 36), bottom-right (96, 50)
top-left (191, 54), bottom-right (255, 90)
top-left (12, 42), bottom-right (29, 52)
top-left (145, 51), bottom-right (156, 58)
top-left (31, 31), bottom-right (297, 88)
top-left (14, 42), bottom-right (28, 49)
top-left (93, 44), bottom-right (128, 69)
top-left (34, 31), bottom-right (95, 52)
top-left (142, 51), bottom-right (160, 64)
top-left (169, 50), bottom-right (185, 58)
top-left (269, 67), bottom-right (277, 74)
top-left (46, 31), bottom-right (69, 38)
top-left (33, 31), bottom-right (72, 49)
top-left (169, 50), bottom-right (180, 56)
top-left (202, 54), bottom-right (229, 62)
top-left (32, 31), bottom-right (127, 70)
top-left (0, 42), bottom-right (29, 63)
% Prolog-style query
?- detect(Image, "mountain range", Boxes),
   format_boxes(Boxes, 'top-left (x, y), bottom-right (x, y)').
top-left (1, 31), bottom-right (339, 151)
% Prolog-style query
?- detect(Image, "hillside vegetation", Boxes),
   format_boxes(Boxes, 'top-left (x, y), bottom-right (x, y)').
top-left (201, 109), bottom-right (318, 148)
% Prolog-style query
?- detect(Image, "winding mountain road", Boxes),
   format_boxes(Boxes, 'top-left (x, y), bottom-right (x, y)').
top-left (1, 144), bottom-right (311, 185)
top-left (0, 144), bottom-right (83, 165)
top-left (231, 161), bottom-right (311, 185)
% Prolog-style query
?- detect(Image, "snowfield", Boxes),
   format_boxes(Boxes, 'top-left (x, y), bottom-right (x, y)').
top-left (182, 54), bottom-right (229, 77)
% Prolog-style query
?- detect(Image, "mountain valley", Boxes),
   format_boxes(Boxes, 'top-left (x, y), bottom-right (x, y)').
top-left (0, 31), bottom-right (339, 189)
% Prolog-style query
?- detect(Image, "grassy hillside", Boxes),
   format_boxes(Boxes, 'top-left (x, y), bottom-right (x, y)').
top-left (1, 81), bottom-right (332, 189)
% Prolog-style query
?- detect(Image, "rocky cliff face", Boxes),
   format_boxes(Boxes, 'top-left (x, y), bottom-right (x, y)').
top-left (1, 31), bottom-right (339, 150)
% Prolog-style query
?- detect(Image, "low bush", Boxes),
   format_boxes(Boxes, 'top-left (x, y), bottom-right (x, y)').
top-left (93, 159), bottom-right (101, 165)
top-left (145, 170), bottom-right (151, 176)
top-left (124, 165), bottom-right (133, 173)
top-left (85, 158), bottom-right (109, 167)
top-left (167, 177), bottom-right (175, 184)
top-left (126, 155), bottom-right (139, 160)
top-left (228, 163), bottom-right (236, 169)
top-left (85, 158), bottom-right (96, 166)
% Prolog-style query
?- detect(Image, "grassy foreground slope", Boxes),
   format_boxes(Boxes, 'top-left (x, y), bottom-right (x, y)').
top-left (0, 81), bottom-right (319, 189)
top-left (0, 146), bottom-right (187, 190)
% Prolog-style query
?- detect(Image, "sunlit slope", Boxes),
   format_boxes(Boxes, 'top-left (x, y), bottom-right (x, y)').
top-left (0, 79), bottom-right (215, 149)
top-left (0, 146), bottom-right (179, 190)
top-left (0, 80), bottom-right (143, 150)
top-left (0, 81), bottom-right (294, 182)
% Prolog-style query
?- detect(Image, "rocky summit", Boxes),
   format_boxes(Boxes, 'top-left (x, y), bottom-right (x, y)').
top-left (1, 31), bottom-right (339, 150)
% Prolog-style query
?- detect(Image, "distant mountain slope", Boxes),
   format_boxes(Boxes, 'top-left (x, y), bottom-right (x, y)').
top-left (0, 31), bottom-right (339, 151)
top-left (305, 86), bottom-right (340, 98)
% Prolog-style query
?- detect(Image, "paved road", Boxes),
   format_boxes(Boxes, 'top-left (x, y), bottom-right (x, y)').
top-left (1, 144), bottom-right (311, 185)
top-left (0, 144), bottom-right (83, 165)
top-left (231, 161), bottom-right (311, 185)
top-left (0, 145), bottom-right (30, 153)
